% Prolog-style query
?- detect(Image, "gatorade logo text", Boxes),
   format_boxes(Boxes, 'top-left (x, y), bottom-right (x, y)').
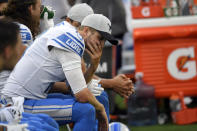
top-left (167, 47), bottom-right (197, 80)
top-left (141, 7), bottom-right (150, 17)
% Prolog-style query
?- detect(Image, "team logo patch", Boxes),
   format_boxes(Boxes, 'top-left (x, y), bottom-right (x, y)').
top-left (166, 46), bottom-right (197, 81)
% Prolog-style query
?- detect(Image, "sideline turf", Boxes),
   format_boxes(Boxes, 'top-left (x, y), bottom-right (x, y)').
top-left (130, 124), bottom-right (197, 131)
top-left (60, 123), bottom-right (197, 131)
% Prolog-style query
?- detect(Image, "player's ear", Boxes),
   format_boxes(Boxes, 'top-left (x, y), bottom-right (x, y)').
top-left (28, 5), bottom-right (33, 15)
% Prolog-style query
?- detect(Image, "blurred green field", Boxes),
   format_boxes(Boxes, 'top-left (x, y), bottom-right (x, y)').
top-left (130, 124), bottom-right (197, 131)
top-left (60, 123), bottom-right (197, 131)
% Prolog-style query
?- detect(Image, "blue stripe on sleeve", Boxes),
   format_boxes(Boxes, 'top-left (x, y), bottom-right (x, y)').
top-left (52, 34), bottom-right (84, 57)
top-left (52, 39), bottom-right (72, 52)
top-left (66, 32), bottom-right (84, 48)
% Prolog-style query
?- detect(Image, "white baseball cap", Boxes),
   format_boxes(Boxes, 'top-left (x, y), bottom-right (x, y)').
top-left (61, 3), bottom-right (94, 23)
top-left (81, 14), bottom-right (118, 45)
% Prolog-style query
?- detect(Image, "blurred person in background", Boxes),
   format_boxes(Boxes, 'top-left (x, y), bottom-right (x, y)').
top-left (121, 0), bottom-right (135, 79)
top-left (0, 20), bottom-right (22, 72)
top-left (3, 0), bottom-right (41, 39)
top-left (42, 0), bottom-right (77, 24)
top-left (0, 0), bottom-right (40, 105)
top-left (0, 4), bottom-right (57, 129)
top-left (0, 0), bottom-right (7, 18)
top-left (82, 0), bottom-right (128, 72)
top-left (0, 0), bottom-right (7, 11)
top-left (81, 0), bottom-right (129, 115)
top-left (0, 19), bottom-right (59, 131)
top-left (0, 0), bottom-right (41, 94)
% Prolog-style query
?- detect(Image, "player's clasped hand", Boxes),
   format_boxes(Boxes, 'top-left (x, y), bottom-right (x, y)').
top-left (112, 74), bottom-right (135, 99)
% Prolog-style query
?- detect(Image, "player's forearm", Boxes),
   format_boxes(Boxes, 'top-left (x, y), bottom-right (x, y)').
top-left (82, 58), bottom-right (96, 83)
top-left (75, 88), bottom-right (104, 111)
top-left (93, 75), bottom-right (114, 89)
top-left (84, 64), bottom-right (98, 84)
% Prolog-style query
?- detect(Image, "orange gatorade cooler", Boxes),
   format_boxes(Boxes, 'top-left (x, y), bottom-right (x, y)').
top-left (131, 0), bottom-right (164, 19)
top-left (134, 24), bottom-right (197, 98)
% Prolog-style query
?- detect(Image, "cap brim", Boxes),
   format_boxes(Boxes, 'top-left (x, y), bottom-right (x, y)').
top-left (61, 15), bottom-right (67, 19)
top-left (98, 31), bottom-right (118, 45)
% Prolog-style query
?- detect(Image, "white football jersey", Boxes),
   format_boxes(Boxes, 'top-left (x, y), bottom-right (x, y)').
top-left (2, 21), bottom-right (86, 99)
